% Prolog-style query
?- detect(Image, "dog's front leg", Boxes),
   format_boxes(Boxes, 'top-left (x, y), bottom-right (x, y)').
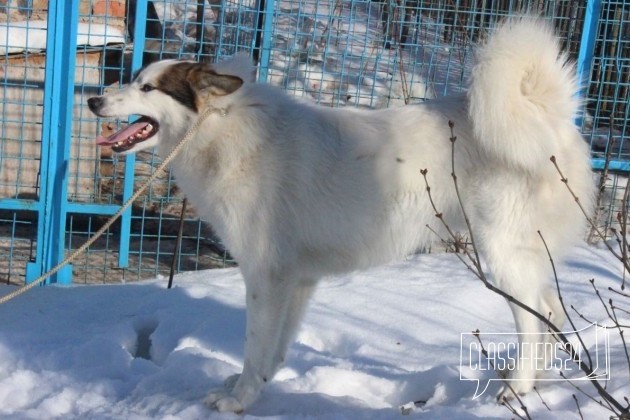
top-left (206, 276), bottom-right (316, 413)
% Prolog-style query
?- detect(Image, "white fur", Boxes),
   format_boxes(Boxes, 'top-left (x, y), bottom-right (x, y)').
top-left (90, 18), bottom-right (594, 413)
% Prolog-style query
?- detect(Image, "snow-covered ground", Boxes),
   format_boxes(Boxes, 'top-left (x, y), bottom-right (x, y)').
top-left (0, 243), bottom-right (628, 419)
top-left (0, 20), bottom-right (125, 54)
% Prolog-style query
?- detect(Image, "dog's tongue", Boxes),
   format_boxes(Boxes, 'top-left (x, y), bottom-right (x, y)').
top-left (96, 121), bottom-right (148, 146)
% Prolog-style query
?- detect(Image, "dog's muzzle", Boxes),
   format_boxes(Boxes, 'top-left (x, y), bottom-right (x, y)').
top-left (87, 97), bottom-right (104, 114)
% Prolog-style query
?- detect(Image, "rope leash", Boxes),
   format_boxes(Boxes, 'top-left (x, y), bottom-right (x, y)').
top-left (0, 106), bottom-right (223, 305)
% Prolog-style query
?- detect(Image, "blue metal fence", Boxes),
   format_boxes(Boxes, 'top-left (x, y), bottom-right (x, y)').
top-left (0, 0), bottom-right (627, 285)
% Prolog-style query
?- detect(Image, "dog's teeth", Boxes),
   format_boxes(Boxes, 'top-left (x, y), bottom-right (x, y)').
top-left (145, 124), bottom-right (153, 131)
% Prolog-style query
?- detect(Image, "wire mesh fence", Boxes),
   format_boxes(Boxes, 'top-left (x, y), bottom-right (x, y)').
top-left (0, 0), bottom-right (628, 285)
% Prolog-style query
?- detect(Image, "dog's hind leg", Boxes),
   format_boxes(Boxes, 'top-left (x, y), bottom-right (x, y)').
top-left (483, 246), bottom-right (549, 397)
top-left (482, 238), bottom-right (565, 398)
top-left (471, 173), bottom-right (572, 398)
top-left (206, 276), bottom-right (316, 413)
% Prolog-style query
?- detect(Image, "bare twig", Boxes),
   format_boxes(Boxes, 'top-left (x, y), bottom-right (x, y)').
top-left (421, 169), bottom-right (477, 269)
top-left (533, 386), bottom-right (552, 411)
top-left (420, 123), bottom-right (628, 416)
top-left (425, 224), bottom-right (474, 271)
top-left (539, 230), bottom-right (593, 369)
top-left (619, 181), bottom-right (629, 290)
top-left (613, 306), bottom-right (630, 317)
top-left (500, 396), bottom-right (529, 420)
top-left (589, 120), bottom-right (615, 243)
top-left (609, 287), bottom-right (630, 298)
top-left (447, 121), bottom-right (485, 279)
top-left (590, 279), bottom-right (617, 327)
top-left (609, 301), bottom-right (630, 377)
top-left (569, 304), bottom-right (630, 329)
top-left (397, 55), bottom-right (411, 105)
top-left (573, 394), bottom-right (585, 420)
top-left (551, 155), bottom-right (630, 279)
top-left (319, 0), bottom-right (343, 45)
top-left (559, 371), bottom-right (616, 413)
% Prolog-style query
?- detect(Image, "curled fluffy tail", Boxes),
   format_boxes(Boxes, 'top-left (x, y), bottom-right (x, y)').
top-left (468, 17), bottom-right (579, 171)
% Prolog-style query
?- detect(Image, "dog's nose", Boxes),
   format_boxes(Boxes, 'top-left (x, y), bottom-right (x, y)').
top-left (87, 97), bottom-right (103, 113)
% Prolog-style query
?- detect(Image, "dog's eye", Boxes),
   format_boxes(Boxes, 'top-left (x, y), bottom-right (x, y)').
top-left (140, 84), bottom-right (155, 92)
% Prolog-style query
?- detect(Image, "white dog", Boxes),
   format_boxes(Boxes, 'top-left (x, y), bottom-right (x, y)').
top-left (88, 17), bottom-right (594, 413)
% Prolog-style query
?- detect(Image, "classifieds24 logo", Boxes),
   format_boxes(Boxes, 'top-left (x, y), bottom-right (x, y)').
top-left (459, 323), bottom-right (610, 399)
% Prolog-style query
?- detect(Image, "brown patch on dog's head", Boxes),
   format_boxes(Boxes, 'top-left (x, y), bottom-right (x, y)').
top-left (154, 62), bottom-right (199, 112)
top-left (152, 61), bottom-right (244, 113)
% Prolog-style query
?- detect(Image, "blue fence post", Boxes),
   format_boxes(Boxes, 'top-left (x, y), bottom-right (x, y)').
top-left (115, 0), bottom-right (148, 272)
top-left (255, 0), bottom-right (274, 82)
top-left (25, 0), bottom-right (80, 284)
top-left (576, 0), bottom-right (601, 128)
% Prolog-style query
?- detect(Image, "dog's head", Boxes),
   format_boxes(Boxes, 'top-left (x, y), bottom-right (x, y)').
top-left (88, 55), bottom-right (252, 154)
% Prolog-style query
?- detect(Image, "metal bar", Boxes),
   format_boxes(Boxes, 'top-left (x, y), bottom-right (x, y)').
top-left (0, 199), bottom-right (40, 211)
top-left (52, 0), bottom-right (81, 285)
top-left (26, 23), bottom-right (53, 283)
top-left (2, 202), bottom-right (124, 219)
top-left (576, 0), bottom-right (602, 129)
top-left (117, 0), bottom-right (149, 269)
top-left (253, 0), bottom-right (265, 65)
top-left (168, 198), bottom-right (187, 289)
top-left (255, 0), bottom-right (274, 82)
top-left (195, 0), bottom-right (206, 60)
top-left (31, 0), bottom-right (61, 284)
top-left (26, 0), bottom-right (80, 285)
top-left (592, 159), bottom-right (630, 173)
top-left (65, 202), bottom-right (122, 215)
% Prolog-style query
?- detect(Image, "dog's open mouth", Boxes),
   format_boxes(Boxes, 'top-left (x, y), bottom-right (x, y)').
top-left (96, 116), bottom-right (159, 153)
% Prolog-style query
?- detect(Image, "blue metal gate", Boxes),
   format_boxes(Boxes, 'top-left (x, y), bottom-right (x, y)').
top-left (0, 0), bottom-right (626, 285)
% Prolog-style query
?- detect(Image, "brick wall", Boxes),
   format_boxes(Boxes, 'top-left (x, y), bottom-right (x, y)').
top-left (92, 0), bottom-right (126, 18)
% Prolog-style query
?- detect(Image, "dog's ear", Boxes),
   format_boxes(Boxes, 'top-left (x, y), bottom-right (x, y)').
top-left (187, 65), bottom-right (243, 97)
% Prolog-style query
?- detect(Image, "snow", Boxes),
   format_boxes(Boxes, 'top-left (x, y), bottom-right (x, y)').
top-left (0, 21), bottom-right (125, 55)
top-left (0, 244), bottom-right (628, 419)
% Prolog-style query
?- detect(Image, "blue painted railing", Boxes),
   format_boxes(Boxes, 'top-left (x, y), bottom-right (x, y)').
top-left (0, 0), bottom-right (618, 285)
top-left (24, 0), bottom-right (81, 285)
top-left (20, 0), bottom-right (149, 284)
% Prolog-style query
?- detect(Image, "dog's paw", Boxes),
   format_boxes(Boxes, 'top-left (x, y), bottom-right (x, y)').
top-left (204, 374), bottom-right (245, 413)
top-left (204, 389), bottom-right (245, 414)
top-left (205, 372), bottom-right (267, 413)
